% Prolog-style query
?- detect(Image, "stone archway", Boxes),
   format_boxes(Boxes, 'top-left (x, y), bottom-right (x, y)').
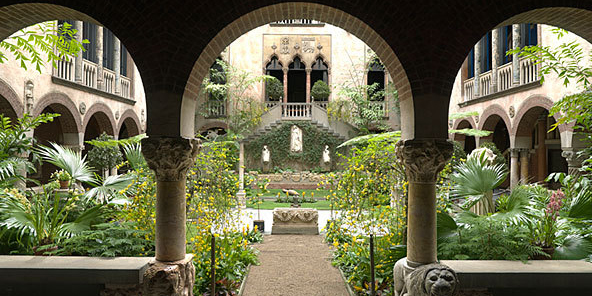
top-left (82, 103), bottom-right (116, 137)
top-left (452, 119), bottom-right (477, 154)
top-left (0, 78), bottom-right (23, 121)
top-left (117, 109), bottom-right (142, 139)
top-left (180, 2), bottom-right (413, 139)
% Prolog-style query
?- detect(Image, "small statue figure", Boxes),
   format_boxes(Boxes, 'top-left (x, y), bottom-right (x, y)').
top-left (322, 145), bottom-right (331, 163)
top-left (24, 81), bottom-right (34, 113)
top-left (262, 145), bottom-right (271, 163)
top-left (290, 125), bottom-right (303, 152)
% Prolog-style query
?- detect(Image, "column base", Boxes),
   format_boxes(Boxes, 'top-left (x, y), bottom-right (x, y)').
top-left (143, 254), bottom-right (195, 296)
top-left (394, 257), bottom-right (458, 296)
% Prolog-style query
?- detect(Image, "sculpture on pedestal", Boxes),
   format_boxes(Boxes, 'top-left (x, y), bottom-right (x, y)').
top-left (322, 145), bottom-right (331, 163)
top-left (262, 145), bottom-right (271, 163)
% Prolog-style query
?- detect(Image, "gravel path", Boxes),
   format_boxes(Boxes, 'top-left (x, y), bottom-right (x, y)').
top-left (242, 235), bottom-right (349, 296)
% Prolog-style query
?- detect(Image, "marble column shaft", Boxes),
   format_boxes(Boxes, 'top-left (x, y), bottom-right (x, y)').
top-left (114, 36), bottom-right (121, 95)
top-left (141, 137), bottom-right (200, 262)
top-left (96, 26), bottom-right (104, 90)
top-left (396, 139), bottom-right (453, 265)
top-left (473, 42), bottom-right (481, 97)
top-left (510, 148), bottom-right (520, 189)
top-left (491, 28), bottom-right (499, 92)
top-left (282, 67), bottom-right (289, 103)
top-left (512, 24), bottom-right (521, 85)
top-left (536, 119), bottom-right (547, 181)
top-left (520, 148), bottom-right (529, 184)
top-left (74, 21), bottom-right (83, 83)
top-left (305, 68), bottom-right (312, 103)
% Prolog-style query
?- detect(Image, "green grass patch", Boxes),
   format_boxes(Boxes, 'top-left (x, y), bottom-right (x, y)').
top-left (246, 199), bottom-right (333, 210)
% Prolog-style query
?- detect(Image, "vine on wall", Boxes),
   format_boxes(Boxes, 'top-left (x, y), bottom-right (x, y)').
top-left (245, 121), bottom-right (342, 170)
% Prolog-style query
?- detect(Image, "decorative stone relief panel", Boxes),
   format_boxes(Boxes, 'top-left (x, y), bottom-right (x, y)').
top-left (263, 34), bottom-right (332, 67)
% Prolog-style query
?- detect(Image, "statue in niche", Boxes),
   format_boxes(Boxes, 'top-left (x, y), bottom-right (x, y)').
top-left (24, 81), bottom-right (34, 113)
top-left (322, 145), bottom-right (331, 163)
top-left (262, 145), bottom-right (271, 163)
top-left (290, 125), bottom-right (303, 153)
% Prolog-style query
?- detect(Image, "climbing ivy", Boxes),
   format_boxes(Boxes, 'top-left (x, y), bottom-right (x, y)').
top-left (245, 121), bottom-right (342, 169)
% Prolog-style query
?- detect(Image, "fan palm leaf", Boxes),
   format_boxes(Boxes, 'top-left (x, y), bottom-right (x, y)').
top-left (36, 142), bottom-right (95, 183)
top-left (450, 152), bottom-right (508, 211)
top-left (85, 174), bottom-right (134, 204)
top-left (122, 143), bottom-right (146, 171)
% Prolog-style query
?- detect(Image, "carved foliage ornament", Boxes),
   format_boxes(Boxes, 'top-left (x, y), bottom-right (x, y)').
top-left (273, 208), bottom-right (319, 222)
top-left (396, 140), bottom-right (453, 183)
top-left (141, 137), bottom-right (201, 182)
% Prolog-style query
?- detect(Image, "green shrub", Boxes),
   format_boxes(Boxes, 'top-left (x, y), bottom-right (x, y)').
top-left (86, 133), bottom-right (123, 172)
top-left (54, 222), bottom-right (154, 257)
top-left (311, 80), bottom-right (331, 101)
top-left (266, 77), bottom-right (283, 101)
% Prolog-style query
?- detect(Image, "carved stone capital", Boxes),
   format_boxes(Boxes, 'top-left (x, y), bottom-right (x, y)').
top-left (394, 258), bottom-right (458, 296)
top-left (396, 139), bottom-right (453, 183)
top-left (142, 254), bottom-right (195, 296)
top-left (141, 137), bottom-right (201, 182)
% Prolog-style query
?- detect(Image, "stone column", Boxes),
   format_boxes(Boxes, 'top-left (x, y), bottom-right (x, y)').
top-left (282, 67), bottom-right (289, 103)
top-left (520, 148), bottom-right (529, 184)
top-left (114, 36), bottom-right (121, 95)
top-left (74, 21), bottom-right (83, 83)
top-left (394, 139), bottom-right (456, 295)
top-left (96, 26), bottom-right (104, 91)
top-left (396, 139), bottom-right (453, 264)
top-left (536, 118), bottom-right (547, 182)
top-left (562, 149), bottom-right (584, 177)
top-left (237, 141), bottom-right (246, 208)
top-left (142, 137), bottom-right (200, 261)
top-left (510, 148), bottom-right (520, 189)
top-left (305, 68), bottom-right (312, 103)
top-left (141, 137), bottom-right (199, 295)
top-left (491, 28), bottom-right (499, 92)
top-left (512, 24), bottom-right (521, 86)
top-left (473, 42), bottom-right (481, 97)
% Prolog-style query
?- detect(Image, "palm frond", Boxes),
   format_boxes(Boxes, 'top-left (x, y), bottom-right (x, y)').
top-left (122, 143), bottom-right (146, 170)
top-left (84, 174), bottom-right (134, 203)
top-left (36, 142), bottom-right (95, 183)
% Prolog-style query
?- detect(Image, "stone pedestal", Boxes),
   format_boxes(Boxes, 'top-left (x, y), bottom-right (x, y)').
top-left (142, 254), bottom-right (195, 296)
top-left (271, 208), bottom-right (319, 235)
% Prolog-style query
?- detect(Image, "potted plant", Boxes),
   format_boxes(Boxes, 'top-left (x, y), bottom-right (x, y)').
top-left (531, 189), bottom-right (566, 259)
top-left (52, 170), bottom-right (71, 189)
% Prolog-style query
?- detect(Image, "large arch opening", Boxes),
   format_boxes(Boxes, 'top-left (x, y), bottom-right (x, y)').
top-left (181, 2), bottom-right (413, 139)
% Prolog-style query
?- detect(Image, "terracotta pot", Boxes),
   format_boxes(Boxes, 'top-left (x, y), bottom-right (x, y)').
top-left (59, 180), bottom-right (70, 189)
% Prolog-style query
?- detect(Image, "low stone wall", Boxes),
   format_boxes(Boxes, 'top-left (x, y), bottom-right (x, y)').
top-left (0, 256), bottom-right (151, 296)
top-left (441, 260), bottom-right (592, 296)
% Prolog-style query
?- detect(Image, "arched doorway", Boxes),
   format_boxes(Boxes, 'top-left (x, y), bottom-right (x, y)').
top-left (118, 111), bottom-right (141, 139)
top-left (287, 56), bottom-right (306, 103)
top-left (453, 119), bottom-right (477, 155)
top-left (311, 56), bottom-right (328, 100)
top-left (83, 110), bottom-right (115, 152)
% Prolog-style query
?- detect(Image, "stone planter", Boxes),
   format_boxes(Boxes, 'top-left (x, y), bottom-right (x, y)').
top-left (271, 208), bottom-right (318, 235)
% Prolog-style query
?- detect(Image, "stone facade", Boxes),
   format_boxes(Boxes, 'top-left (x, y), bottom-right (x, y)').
top-left (449, 24), bottom-right (592, 184)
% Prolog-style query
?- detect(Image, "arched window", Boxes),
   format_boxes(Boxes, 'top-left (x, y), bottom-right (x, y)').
top-left (367, 58), bottom-right (385, 101)
top-left (288, 57), bottom-right (306, 102)
top-left (311, 57), bottom-right (329, 100)
top-left (265, 56), bottom-right (283, 101)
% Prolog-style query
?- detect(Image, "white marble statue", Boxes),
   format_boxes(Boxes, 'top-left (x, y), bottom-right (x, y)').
top-left (290, 125), bottom-right (303, 152)
top-left (322, 145), bottom-right (331, 163)
top-left (262, 145), bottom-right (271, 163)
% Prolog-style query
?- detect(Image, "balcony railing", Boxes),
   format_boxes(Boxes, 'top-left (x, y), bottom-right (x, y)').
top-left (498, 63), bottom-right (512, 91)
top-left (54, 57), bottom-right (134, 100)
top-left (271, 19), bottom-right (324, 25)
top-left (82, 60), bottom-right (97, 88)
top-left (205, 100), bottom-right (226, 118)
top-left (282, 103), bottom-right (312, 118)
top-left (462, 57), bottom-right (540, 102)
top-left (54, 57), bottom-right (73, 81)
top-left (464, 78), bottom-right (474, 101)
top-left (314, 101), bottom-right (328, 109)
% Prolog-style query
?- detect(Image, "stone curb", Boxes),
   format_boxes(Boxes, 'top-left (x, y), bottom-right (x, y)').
top-left (238, 264), bottom-right (252, 296)
top-left (338, 266), bottom-right (357, 296)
